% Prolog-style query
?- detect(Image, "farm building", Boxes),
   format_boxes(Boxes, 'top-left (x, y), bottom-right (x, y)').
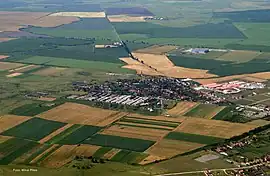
top-left (191, 48), bottom-right (209, 54)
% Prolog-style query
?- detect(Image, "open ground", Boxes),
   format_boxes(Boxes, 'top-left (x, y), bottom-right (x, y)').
top-left (38, 102), bottom-right (128, 126)
top-left (174, 118), bottom-right (258, 139)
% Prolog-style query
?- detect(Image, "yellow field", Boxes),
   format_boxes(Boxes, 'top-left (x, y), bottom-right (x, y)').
top-left (37, 97), bottom-right (57, 102)
top-left (139, 155), bottom-right (165, 165)
top-left (168, 101), bottom-right (198, 117)
top-left (174, 118), bottom-right (258, 139)
top-left (100, 124), bottom-right (170, 141)
top-left (108, 15), bottom-right (149, 22)
top-left (217, 50), bottom-right (261, 63)
top-left (39, 124), bottom-right (73, 144)
top-left (0, 115), bottom-right (31, 133)
top-left (0, 11), bottom-right (79, 32)
top-left (0, 62), bottom-right (24, 71)
top-left (32, 67), bottom-right (67, 76)
top-left (241, 76), bottom-right (267, 82)
top-left (9, 64), bottom-right (40, 73)
top-left (30, 144), bottom-right (60, 164)
top-left (49, 12), bottom-right (106, 18)
top-left (40, 145), bottom-right (100, 168)
top-left (122, 53), bottom-right (217, 79)
top-left (135, 45), bottom-right (177, 55)
top-left (246, 119), bottom-right (270, 126)
top-left (146, 139), bottom-right (205, 158)
top-left (6, 72), bottom-right (23, 77)
top-left (38, 102), bottom-right (126, 126)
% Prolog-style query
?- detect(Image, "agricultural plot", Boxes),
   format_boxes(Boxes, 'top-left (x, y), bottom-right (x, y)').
top-left (146, 139), bottom-right (205, 158)
top-left (100, 124), bottom-right (170, 141)
top-left (0, 135), bottom-right (12, 144)
top-left (38, 102), bottom-right (127, 126)
top-left (108, 15), bottom-right (148, 22)
top-left (49, 12), bottom-right (106, 18)
top-left (168, 101), bottom-right (198, 117)
top-left (0, 62), bottom-right (24, 71)
top-left (110, 150), bottom-right (148, 164)
top-left (113, 22), bottom-right (246, 39)
top-left (0, 55), bottom-right (8, 60)
top-left (184, 104), bottom-right (226, 119)
top-left (6, 72), bottom-right (23, 78)
top-left (246, 94), bottom-right (270, 102)
top-left (17, 56), bottom-right (131, 73)
top-left (127, 113), bottom-right (184, 123)
top-left (40, 145), bottom-right (100, 168)
top-left (216, 50), bottom-right (261, 63)
top-left (101, 148), bottom-right (121, 160)
top-left (0, 115), bottom-right (31, 133)
top-left (32, 67), bottom-right (67, 76)
top-left (0, 11), bottom-right (79, 32)
top-left (93, 147), bottom-right (113, 158)
top-left (10, 102), bottom-right (61, 116)
top-left (174, 118), bottom-right (258, 139)
top-left (56, 125), bottom-right (102, 145)
top-left (0, 138), bottom-right (38, 165)
top-left (1, 117), bottom-right (66, 141)
top-left (165, 132), bottom-right (224, 145)
top-left (8, 64), bottom-right (41, 73)
top-left (119, 116), bottom-right (180, 129)
top-left (84, 134), bottom-right (155, 152)
top-left (134, 45), bottom-right (177, 55)
top-left (105, 7), bottom-right (154, 16)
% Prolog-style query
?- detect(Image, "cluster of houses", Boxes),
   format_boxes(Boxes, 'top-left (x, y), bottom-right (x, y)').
top-left (236, 104), bottom-right (270, 119)
top-left (71, 77), bottom-right (226, 107)
top-left (67, 93), bottom-right (158, 110)
top-left (196, 81), bottom-right (266, 94)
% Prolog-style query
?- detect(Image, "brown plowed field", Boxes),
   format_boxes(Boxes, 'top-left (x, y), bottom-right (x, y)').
top-left (174, 118), bottom-right (258, 139)
top-left (6, 72), bottom-right (23, 77)
top-left (0, 38), bottom-right (16, 42)
top-left (168, 102), bottom-right (198, 117)
top-left (135, 45), bottom-right (177, 55)
top-left (100, 124), bottom-right (170, 141)
top-left (37, 97), bottom-right (57, 102)
top-left (146, 139), bottom-right (205, 158)
top-left (38, 102), bottom-right (124, 126)
top-left (30, 144), bottom-right (59, 164)
top-left (0, 62), bottom-right (24, 71)
top-left (40, 145), bottom-right (100, 168)
top-left (0, 11), bottom-right (79, 32)
top-left (39, 124), bottom-right (73, 144)
top-left (0, 115), bottom-right (31, 133)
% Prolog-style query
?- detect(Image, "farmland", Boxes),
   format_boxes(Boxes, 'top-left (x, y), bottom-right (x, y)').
top-left (174, 118), bottom-right (258, 139)
top-left (38, 102), bottom-right (127, 126)
top-left (184, 104), bottom-right (226, 119)
top-left (1, 118), bottom-right (66, 141)
top-left (1, 0), bottom-right (270, 175)
top-left (84, 134), bottom-right (155, 152)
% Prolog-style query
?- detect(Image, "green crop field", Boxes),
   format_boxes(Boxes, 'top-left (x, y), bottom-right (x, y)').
top-left (23, 145), bottom-right (52, 164)
top-left (93, 147), bottom-right (113, 158)
top-left (15, 56), bottom-right (133, 73)
top-left (165, 132), bottom-right (224, 145)
top-left (1, 118), bottom-right (66, 141)
top-left (9, 102), bottom-right (62, 116)
top-left (120, 116), bottom-right (180, 128)
top-left (111, 150), bottom-right (148, 164)
top-left (45, 124), bottom-right (82, 144)
top-left (84, 134), bottom-right (155, 152)
top-left (184, 104), bottom-right (221, 119)
top-left (57, 125), bottom-right (102, 144)
top-left (0, 138), bottom-right (38, 164)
